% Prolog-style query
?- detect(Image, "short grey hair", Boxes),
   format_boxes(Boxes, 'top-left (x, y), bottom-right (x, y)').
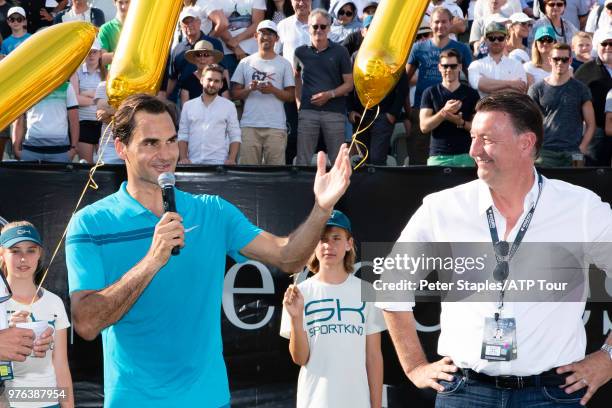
top-left (309, 8), bottom-right (332, 24)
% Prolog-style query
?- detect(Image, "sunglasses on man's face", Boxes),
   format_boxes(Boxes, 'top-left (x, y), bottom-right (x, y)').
top-left (600, 41), bottom-right (612, 48)
top-left (486, 35), bottom-right (506, 43)
top-left (338, 9), bottom-right (353, 17)
top-left (546, 2), bottom-right (565, 8)
top-left (537, 36), bottom-right (555, 44)
top-left (8, 16), bottom-right (25, 23)
top-left (551, 56), bottom-right (570, 63)
top-left (440, 63), bottom-right (458, 70)
top-left (311, 24), bottom-right (328, 31)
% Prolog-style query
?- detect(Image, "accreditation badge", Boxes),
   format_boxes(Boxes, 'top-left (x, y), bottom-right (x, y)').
top-left (0, 361), bottom-right (13, 381)
top-left (481, 317), bottom-right (517, 361)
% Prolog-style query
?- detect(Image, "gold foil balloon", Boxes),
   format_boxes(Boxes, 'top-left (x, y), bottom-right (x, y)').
top-left (354, 0), bottom-right (429, 107)
top-left (107, 0), bottom-right (183, 107)
top-left (0, 22), bottom-right (97, 130)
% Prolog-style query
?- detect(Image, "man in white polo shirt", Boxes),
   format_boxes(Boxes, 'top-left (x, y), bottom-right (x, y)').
top-left (379, 92), bottom-right (612, 408)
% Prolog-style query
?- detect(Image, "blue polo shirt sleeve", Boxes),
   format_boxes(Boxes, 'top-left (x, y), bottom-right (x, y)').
top-left (217, 197), bottom-right (262, 263)
top-left (65, 210), bottom-right (106, 294)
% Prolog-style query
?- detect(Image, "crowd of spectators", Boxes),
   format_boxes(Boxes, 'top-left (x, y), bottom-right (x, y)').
top-left (0, 0), bottom-right (611, 167)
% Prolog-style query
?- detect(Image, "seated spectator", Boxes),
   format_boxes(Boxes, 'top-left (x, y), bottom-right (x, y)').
top-left (0, 0), bottom-right (13, 41)
top-left (528, 42), bottom-right (595, 167)
top-left (468, 21), bottom-right (528, 97)
top-left (328, 1), bottom-right (361, 43)
top-left (54, 0), bottom-right (105, 27)
top-left (70, 40), bottom-right (106, 164)
top-left (420, 48), bottom-right (479, 167)
top-left (532, 0), bottom-right (590, 31)
top-left (470, 0), bottom-right (514, 55)
top-left (1, 221), bottom-right (74, 408)
top-left (294, 8), bottom-right (353, 165)
top-left (13, 82), bottom-right (79, 163)
top-left (506, 12), bottom-right (533, 63)
top-left (181, 40), bottom-right (229, 105)
top-left (0, 7), bottom-right (31, 57)
top-left (528, 0), bottom-right (578, 47)
top-left (94, 80), bottom-right (123, 164)
top-left (524, 25), bottom-right (556, 84)
top-left (98, 0), bottom-right (130, 66)
top-left (340, 0), bottom-right (377, 55)
top-left (571, 30), bottom-right (593, 71)
top-left (172, 1), bottom-right (228, 49)
top-left (426, 0), bottom-right (467, 40)
top-left (20, 0), bottom-right (67, 33)
top-left (348, 15), bottom-right (408, 165)
top-left (178, 64), bottom-right (241, 165)
top-left (584, 0), bottom-right (611, 34)
top-left (216, 0), bottom-right (266, 77)
top-left (167, 7), bottom-right (224, 104)
top-left (575, 30), bottom-right (612, 166)
top-left (265, 0), bottom-right (294, 24)
top-left (231, 20), bottom-right (294, 165)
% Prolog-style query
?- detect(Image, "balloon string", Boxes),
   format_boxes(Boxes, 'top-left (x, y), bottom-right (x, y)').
top-left (29, 119), bottom-right (114, 308)
top-left (348, 103), bottom-right (379, 170)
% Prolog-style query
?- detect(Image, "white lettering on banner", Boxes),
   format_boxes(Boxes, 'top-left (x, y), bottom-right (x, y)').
top-left (223, 261), bottom-right (275, 330)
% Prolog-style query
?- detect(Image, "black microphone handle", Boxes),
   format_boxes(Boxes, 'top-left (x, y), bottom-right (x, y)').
top-left (161, 186), bottom-right (181, 256)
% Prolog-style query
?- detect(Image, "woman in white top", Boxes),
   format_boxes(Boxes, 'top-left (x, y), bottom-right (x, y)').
top-left (506, 12), bottom-right (533, 63)
top-left (328, 1), bottom-right (361, 43)
top-left (281, 210), bottom-right (385, 408)
top-left (0, 221), bottom-right (73, 408)
top-left (524, 25), bottom-right (556, 85)
top-left (528, 0), bottom-right (579, 47)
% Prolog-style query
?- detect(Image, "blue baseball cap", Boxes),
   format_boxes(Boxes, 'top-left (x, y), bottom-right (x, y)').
top-left (534, 25), bottom-right (556, 42)
top-left (0, 225), bottom-right (42, 248)
top-left (363, 15), bottom-right (374, 28)
top-left (326, 210), bottom-right (352, 233)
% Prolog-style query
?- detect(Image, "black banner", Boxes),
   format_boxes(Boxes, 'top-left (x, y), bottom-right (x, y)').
top-left (0, 163), bottom-right (610, 407)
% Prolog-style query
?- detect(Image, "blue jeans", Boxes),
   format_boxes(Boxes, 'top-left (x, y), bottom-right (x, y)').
top-left (435, 374), bottom-right (587, 408)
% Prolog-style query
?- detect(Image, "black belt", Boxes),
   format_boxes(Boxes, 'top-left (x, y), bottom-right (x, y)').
top-left (460, 368), bottom-right (567, 389)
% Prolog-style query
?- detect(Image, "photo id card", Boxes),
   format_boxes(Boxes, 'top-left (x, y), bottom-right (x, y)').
top-left (0, 361), bottom-right (13, 381)
top-left (481, 317), bottom-right (517, 361)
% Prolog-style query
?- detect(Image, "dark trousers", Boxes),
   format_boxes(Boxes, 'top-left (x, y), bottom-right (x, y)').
top-left (356, 112), bottom-right (395, 165)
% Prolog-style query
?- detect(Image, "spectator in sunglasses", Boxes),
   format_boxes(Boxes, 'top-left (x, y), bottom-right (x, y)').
top-left (329, 1), bottom-right (360, 43)
top-left (524, 25), bottom-right (558, 85)
top-left (506, 12), bottom-right (533, 63)
top-left (531, 0), bottom-right (590, 31)
top-left (528, 0), bottom-right (578, 48)
top-left (0, 7), bottom-right (31, 57)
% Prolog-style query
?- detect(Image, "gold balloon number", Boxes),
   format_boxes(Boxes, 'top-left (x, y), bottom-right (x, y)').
top-left (107, 0), bottom-right (183, 108)
top-left (0, 22), bottom-right (97, 130)
top-left (354, 0), bottom-right (429, 107)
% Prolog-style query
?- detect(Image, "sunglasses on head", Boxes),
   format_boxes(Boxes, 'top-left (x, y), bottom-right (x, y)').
top-left (551, 56), bottom-right (570, 63)
top-left (440, 63), bottom-right (458, 70)
top-left (493, 241), bottom-right (510, 282)
top-left (337, 9), bottom-right (353, 17)
top-left (486, 35), bottom-right (506, 43)
top-left (8, 16), bottom-right (25, 23)
top-left (546, 2), bottom-right (565, 7)
top-left (311, 24), bottom-right (328, 31)
top-left (537, 36), bottom-right (555, 44)
top-left (600, 41), bottom-right (612, 48)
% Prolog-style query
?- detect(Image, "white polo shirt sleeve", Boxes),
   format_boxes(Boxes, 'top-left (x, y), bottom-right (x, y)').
top-left (178, 100), bottom-right (192, 142)
top-left (468, 59), bottom-right (483, 91)
top-left (226, 102), bottom-right (241, 144)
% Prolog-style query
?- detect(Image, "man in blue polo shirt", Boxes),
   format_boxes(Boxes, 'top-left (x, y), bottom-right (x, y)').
top-left (65, 94), bottom-right (351, 408)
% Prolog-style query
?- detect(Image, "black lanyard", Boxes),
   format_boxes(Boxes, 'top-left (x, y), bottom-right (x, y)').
top-left (486, 173), bottom-right (543, 316)
top-left (546, 16), bottom-right (567, 43)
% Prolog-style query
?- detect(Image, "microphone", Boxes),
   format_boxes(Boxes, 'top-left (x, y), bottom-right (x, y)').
top-left (157, 172), bottom-right (180, 256)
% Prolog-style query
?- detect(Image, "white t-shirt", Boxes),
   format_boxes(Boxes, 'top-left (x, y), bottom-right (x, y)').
top-left (220, 0), bottom-right (266, 55)
top-left (231, 53), bottom-right (295, 130)
top-left (280, 274), bottom-right (386, 408)
top-left (523, 62), bottom-right (551, 85)
top-left (508, 48), bottom-right (530, 64)
top-left (94, 81), bottom-right (123, 164)
top-left (25, 83), bottom-right (78, 147)
top-left (5, 289), bottom-right (70, 408)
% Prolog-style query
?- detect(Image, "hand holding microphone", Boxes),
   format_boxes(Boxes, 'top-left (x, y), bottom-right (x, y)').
top-left (157, 173), bottom-right (182, 257)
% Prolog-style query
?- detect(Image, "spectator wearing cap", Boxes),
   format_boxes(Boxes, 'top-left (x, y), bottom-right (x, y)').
top-left (98, 0), bottom-right (130, 66)
top-left (347, 14), bottom-right (408, 165)
top-left (468, 21), bottom-right (528, 97)
top-left (294, 8), bottom-right (353, 165)
top-left (506, 12), bottom-right (533, 63)
top-left (575, 29), bottom-right (612, 165)
top-left (528, 42), bottom-right (595, 167)
top-left (570, 31), bottom-right (593, 71)
top-left (70, 39), bottom-right (107, 164)
top-left (178, 64), bottom-right (241, 165)
top-left (585, 0), bottom-right (612, 34)
top-left (180, 40), bottom-right (229, 105)
top-left (0, 7), bottom-right (30, 57)
top-left (340, 2), bottom-right (377, 55)
top-left (524, 25), bottom-right (557, 84)
top-left (420, 48), bottom-right (480, 167)
top-left (426, 0), bottom-right (467, 40)
top-left (532, 0), bottom-right (591, 31)
top-left (167, 6), bottom-right (224, 104)
top-left (53, 0), bottom-right (105, 27)
top-left (470, 0), bottom-right (511, 57)
top-left (0, 0), bottom-right (14, 41)
top-left (329, 1), bottom-right (361, 43)
top-left (231, 20), bottom-right (295, 164)
top-left (19, 0), bottom-right (67, 33)
top-left (12, 81), bottom-right (79, 163)
top-left (528, 0), bottom-right (579, 47)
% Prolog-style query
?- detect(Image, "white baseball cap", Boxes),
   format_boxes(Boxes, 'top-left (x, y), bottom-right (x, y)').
top-left (7, 6), bottom-right (26, 19)
top-left (257, 19), bottom-right (278, 33)
top-left (179, 6), bottom-right (201, 22)
top-left (509, 12), bottom-right (533, 24)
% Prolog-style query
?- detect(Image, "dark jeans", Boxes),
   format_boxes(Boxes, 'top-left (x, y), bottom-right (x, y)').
top-left (357, 112), bottom-right (395, 165)
top-left (436, 374), bottom-right (586, 408)
top-left (586, 127), bottom-right (612, 166)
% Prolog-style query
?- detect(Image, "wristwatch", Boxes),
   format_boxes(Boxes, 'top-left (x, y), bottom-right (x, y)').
top-left (601, 344), bottom-right (612, 360)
